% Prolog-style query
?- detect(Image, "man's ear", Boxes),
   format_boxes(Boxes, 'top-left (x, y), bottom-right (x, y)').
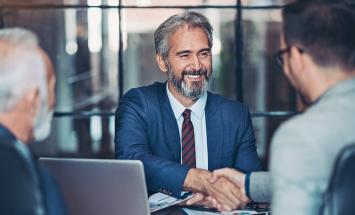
top-left (156, 54), bottom-right (168, 73)
top-left (289, 46), bottom-right (305, 75)
top-left (25, 87), bottom-right (40, 115)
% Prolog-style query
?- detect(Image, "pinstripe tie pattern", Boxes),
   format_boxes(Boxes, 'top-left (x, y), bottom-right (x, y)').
top-left (181, 109), bottom-right (196, 168)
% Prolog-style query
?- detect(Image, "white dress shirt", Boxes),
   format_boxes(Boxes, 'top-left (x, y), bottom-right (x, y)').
top-left (166, 83), bottom-right (208, 170)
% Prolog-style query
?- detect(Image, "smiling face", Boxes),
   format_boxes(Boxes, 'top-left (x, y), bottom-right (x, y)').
top-left (158, 25), bottom-right (212, 102)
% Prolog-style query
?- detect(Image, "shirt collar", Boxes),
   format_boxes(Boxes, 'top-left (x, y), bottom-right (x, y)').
top-left (166, 83), bottom-right (207, 120)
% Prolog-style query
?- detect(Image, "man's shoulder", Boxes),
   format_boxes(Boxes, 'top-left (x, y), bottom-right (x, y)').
top-left (272, 96), bottom-right (355, 157)
top-left (271, 113), bottom-right (308, 144)
top-left (0, 130), bottom-right (17, 151)
top-left (123, 82), bottom-right (165, 98)
top-left (274, 97), bottom-right (353, 141)
top-left (117, 82), bottom-right (166, 115)
top-left (207, 91), bottom-right (248, 113)
top-left (0, 138), bottom-right (25, 171)
top-left (270, 110), bottom-right (326, 162)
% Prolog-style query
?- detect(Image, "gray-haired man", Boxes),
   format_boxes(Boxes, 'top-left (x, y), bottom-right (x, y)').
top-left (115, 11), bottom-right (262, 211)
top-left (0, 28), bottom-right (67, 214)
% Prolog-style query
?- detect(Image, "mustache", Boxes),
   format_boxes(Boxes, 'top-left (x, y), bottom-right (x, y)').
top-left (182, 68), bottom-right (208, 77)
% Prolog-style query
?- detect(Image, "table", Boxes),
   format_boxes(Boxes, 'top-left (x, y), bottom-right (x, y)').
top-left (152, 204), bottom-right (271, 215)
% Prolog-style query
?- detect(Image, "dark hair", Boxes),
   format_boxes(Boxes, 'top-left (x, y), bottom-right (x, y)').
top-left (282, 1), bottom-right (355, 70)
top-left (154, 11), bottom-right (213, 60)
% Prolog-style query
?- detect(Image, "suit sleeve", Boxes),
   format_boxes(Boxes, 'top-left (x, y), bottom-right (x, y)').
top-left (249, 171), bottom-right (272, 203)
top-left (0, 146), bottom-right (37, 214)
top-left (114, 90), bottom-right (189, 198)
top-left (234, 106), bottom-right (262, 172)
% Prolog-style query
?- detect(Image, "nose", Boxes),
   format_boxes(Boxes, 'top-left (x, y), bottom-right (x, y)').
top-left (190, 54), bottom-right (202, 71)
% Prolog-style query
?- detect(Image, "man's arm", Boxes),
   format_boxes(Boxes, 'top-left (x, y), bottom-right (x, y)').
top-left (211, 169), bottom-right (271, 205)
top-left (115, 90), bottom-right (189, 198)
top-left (234, 106), bottom-right (262, 172)
top-left (248, 171), bottom-right (272, 203)
top-left (183, 168), bottom-right (244, 211)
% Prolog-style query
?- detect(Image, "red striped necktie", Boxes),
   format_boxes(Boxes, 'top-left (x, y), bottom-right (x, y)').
top-left (181, 109), bottom-right (196, 168)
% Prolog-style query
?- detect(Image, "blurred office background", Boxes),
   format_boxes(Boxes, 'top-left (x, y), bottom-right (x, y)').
top-left (0, 0), bottom-right (301, 168)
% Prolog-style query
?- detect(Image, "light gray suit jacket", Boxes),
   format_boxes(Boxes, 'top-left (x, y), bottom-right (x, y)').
top-left (249, 171), bottom-right (271, 203)
top-left (248, 78), bottom-right (355, 215)
top-left (270, 78), bottom-right (355, 215)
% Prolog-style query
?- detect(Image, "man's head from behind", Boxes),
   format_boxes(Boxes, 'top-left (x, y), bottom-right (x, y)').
top-left (280, 1), bottom-right (355, 103)
top-left (154, 11), bottom-right (213, 101)
top-left (0, 28), bottom-right (55, 142)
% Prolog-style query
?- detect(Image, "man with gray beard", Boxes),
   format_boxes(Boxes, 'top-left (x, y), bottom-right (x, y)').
top-left (115, 11), bottom-right (262, 211)
top-left (0, 28), bottom-right (67, 215)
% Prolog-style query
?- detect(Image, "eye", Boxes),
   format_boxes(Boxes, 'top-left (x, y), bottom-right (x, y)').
top-left (179, 54), bottom-right (189, 59)
top-left (199, 51), bottom-right (211, 58)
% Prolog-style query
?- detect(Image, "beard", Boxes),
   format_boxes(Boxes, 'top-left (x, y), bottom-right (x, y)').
top-left (167, 65), bottom-right (211, 101)
top-left (33, 100), bottom-right (53, 142)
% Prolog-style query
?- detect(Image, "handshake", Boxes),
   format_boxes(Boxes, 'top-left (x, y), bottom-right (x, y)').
top-left (182, 168), bottom-right (249, 211)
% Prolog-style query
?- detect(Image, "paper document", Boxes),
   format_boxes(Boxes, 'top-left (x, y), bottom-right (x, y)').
top-left (149, 192), bottom-right (193, 213)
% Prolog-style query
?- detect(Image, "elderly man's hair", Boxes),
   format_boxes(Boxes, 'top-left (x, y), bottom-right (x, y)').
top-left (0, 27), bottom-right (38, 47)
top-left (282, 0), bottom-right (355, 70)
top-left (154, 11), bottom-right (213, 60)
top-left (0, 28), bottom-right (47, 112)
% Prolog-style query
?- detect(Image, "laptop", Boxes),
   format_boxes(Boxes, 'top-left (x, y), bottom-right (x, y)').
top-left (39, 158), bottom-right (150, 215)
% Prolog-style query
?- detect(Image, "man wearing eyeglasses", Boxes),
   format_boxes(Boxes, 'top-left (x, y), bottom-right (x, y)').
top-left (115, 11), bottom-right (262, 211)
top-left (211, 0), bottom-right (355, 214)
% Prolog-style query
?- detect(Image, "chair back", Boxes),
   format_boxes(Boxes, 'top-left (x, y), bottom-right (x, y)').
top-left (322, 144), bottom-right (355, 215)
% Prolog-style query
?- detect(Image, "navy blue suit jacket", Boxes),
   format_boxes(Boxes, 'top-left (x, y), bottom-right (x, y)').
top-left (0, 125), bottom-right (68, 215)
top-left (115, 82), bottom-right (262, 198)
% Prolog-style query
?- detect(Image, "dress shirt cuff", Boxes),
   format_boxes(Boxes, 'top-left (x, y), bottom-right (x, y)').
top-left (245, 173), bottom-right (251, 199)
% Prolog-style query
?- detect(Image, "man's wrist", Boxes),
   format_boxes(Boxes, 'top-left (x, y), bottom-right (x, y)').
top-left (183, 168), bottom-right (211, 193)
top-left (183, 168), bottom-right (199, 192)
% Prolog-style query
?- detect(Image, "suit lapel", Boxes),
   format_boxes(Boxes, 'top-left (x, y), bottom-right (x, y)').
top-left (206, 93), bottom-right (223, 170)
top-left (159, 83), bottom-right (181, 162)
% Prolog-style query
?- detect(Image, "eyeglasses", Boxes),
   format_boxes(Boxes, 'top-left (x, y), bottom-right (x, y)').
top-left (273, 46), bottom-right (305, 69)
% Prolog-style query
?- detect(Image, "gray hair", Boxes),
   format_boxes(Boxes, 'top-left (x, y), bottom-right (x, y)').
top-left (154, 11), bottom-right (213, 60)
top-left (0, 28), bottom-right (47, 112)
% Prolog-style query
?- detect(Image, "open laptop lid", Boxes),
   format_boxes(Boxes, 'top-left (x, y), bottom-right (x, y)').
top-left (39, 158), bottom-right (150, 215)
